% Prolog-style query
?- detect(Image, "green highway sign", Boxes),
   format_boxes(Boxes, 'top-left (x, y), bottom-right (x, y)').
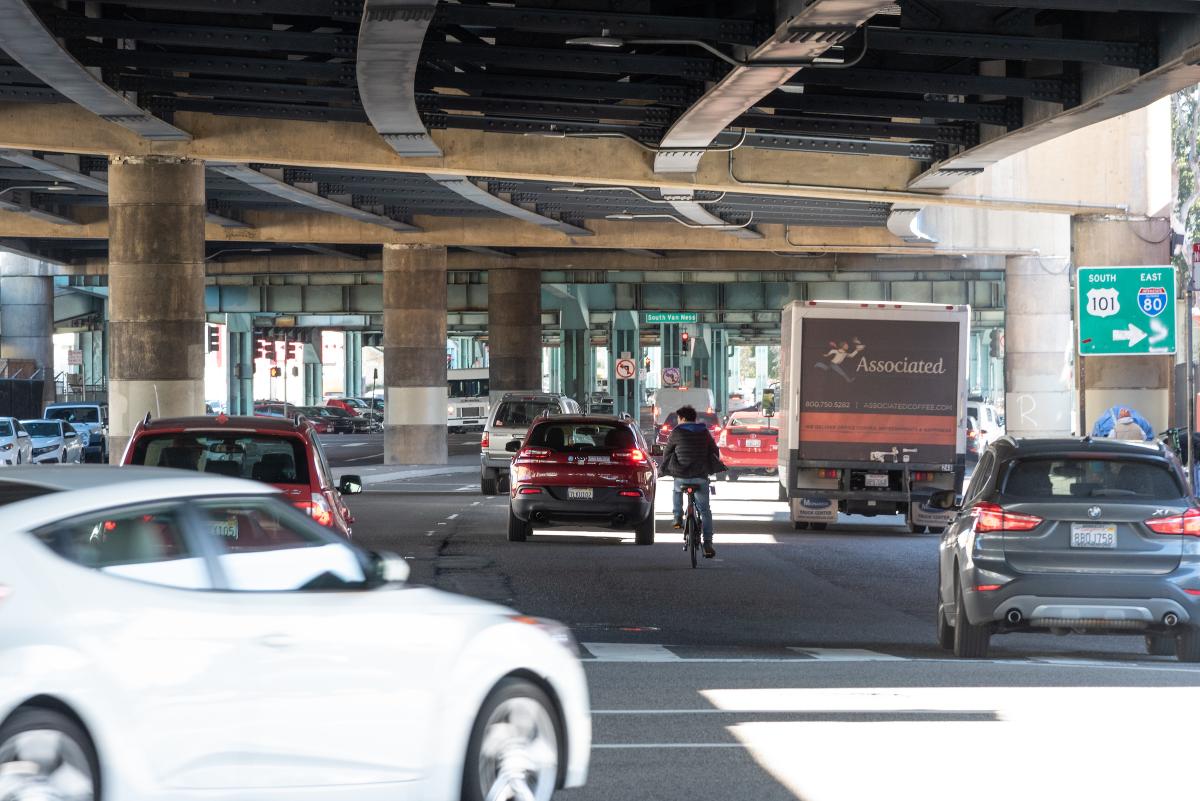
top-left (1077, 265), bottom-right (1176, 356)
top-left (644, 312), bottom-right (699, 324)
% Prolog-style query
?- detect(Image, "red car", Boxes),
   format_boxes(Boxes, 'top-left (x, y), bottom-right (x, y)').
top-left (122, 414), bottom-right (361, 538)
top-left (655, 410), bottom-right (723, 454)
top-left (508, 415), bottom-right (658, 545)
top-left (326, 397), bottom-right (365, 416)
top-left (718, 411), bottom-right (779, 481)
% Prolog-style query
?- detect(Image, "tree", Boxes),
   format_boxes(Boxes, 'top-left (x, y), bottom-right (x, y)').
top-left (1173, 86), bottom-right (1200, 276)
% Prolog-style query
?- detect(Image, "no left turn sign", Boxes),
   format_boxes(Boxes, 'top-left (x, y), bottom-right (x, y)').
top-left (615, 358), bottom-right (637, 380)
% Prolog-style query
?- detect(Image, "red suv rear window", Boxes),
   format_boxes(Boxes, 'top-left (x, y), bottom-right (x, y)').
top-left (527, 421), bottom-right (637, 451)
top-left (129, 432), bottom-right (311, 485)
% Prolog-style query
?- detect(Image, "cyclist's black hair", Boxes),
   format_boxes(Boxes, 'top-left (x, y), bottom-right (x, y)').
top-left (676, 405), bottom-right (697, 422)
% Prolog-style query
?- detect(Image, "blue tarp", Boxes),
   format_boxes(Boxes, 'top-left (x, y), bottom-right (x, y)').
top-left (1090, 406), bottom-right (1154, 440)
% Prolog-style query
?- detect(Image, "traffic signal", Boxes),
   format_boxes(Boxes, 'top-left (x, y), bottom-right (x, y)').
top-left (257, 338), bottom-right (273, 361)
top-left (269, 366), bottom-right (282, 378)
top-left (207, 325), bottom-right (220, 353)
top-left (290, 341), bottom-right (305, 362)
top-left (680, 330), bottom-right (691, 355)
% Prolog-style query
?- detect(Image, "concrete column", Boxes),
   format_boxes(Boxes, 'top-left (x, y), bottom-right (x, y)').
top-left (1004, 256), bottom-right (1075, 437)
top-left (383, 245), bottom-right (447, 465)
top-left (343, 331), bottom-right (363, 397)
top-left (108, 155), bottom-right (205, 460)
top-left (610, 311), bottom-right (641, 418)
top-left (1072, 217), bottom-right (1173, 434)
top-left (561, 328), bottom-right (592, 404)
top-left (0, 275), bottom-right (55, 404)
top-left (488, 269), bottom-right (542, 396)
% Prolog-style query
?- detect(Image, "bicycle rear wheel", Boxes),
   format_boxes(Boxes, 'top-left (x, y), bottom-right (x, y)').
top-left (687, 514), bottom-right (698, 569)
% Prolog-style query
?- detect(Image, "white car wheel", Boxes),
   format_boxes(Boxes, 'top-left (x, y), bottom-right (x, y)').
top-left (467, 680), bottom-right (560, 801)
top-left (0, 709), bottom-right (98, 801)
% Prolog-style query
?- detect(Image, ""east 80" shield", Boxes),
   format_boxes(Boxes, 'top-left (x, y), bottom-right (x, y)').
top-left (1138, 286), bottom-right (1168, 317)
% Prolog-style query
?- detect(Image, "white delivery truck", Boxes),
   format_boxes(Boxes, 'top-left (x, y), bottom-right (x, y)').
top-left (777, 301), bottom-right (970, 533)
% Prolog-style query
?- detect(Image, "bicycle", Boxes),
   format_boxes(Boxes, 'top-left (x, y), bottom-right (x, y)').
top-left (681, 482), bottom-right (712, 568)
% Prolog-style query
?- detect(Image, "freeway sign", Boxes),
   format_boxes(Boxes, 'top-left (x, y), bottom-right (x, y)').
top-left (644, 312), bottom-right (698, 324)
top-left (1077, 266), bottom-right (1176, 356)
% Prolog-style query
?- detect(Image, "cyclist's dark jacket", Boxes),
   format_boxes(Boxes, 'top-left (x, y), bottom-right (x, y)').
top-left (662, 422), bottom-right (724, 478)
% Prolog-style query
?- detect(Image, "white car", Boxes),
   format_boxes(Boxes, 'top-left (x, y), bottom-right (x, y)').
top-left (0, 417), bottom-right (32, 466)
top-left (0, 467), bottom-right (590, 801)
top-left (19, 419), bottom-right (84, 464)
top-left (967, 401), bottom-right (1005, 450)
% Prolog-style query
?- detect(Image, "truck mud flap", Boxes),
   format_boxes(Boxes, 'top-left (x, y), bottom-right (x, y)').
top-left (791, 496), bottom-right (837, 524)
top-left (910, 499), bottom-right (954, 528)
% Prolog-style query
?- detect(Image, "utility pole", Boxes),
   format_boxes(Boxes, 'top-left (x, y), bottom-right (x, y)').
top-left (1189, 244), bottom-right (1198, 493)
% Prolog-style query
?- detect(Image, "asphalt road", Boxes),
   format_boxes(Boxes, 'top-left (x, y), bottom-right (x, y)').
top-left (345, 461), bottom-right (1200, 801)
top-left (319, 431), bottom-right (482, 468)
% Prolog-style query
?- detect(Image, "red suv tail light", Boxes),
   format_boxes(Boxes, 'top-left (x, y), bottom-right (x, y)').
top-left (480, 432), bottom-right (490, 449)
top-left (613, 449), bottom-right (649, 464)
top-left (514, 448), bottom-right (553, 464)
top-left (295, 493), bottom-right (333, 527)
top-left (973, 502), bottom-right (1042, 533)
top-left (1146, 508), bottom-right (1200, 536)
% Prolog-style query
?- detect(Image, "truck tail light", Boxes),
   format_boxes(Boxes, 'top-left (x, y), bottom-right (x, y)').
top-left (294, 493), bottom-right (334, 527)
top-left (819, 469), bottom-right (839, 480)
top-left (911, 471), bottom-right (934, 482)
top-left (1146, 508), bottom-right (1200, 536)
top-left (480, 432), bottom-right (490, 449)
top-left (973, 502), bottom-right (1041, 533)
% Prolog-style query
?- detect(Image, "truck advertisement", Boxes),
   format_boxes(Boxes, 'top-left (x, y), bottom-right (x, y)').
top-left (797, 317), bottom-right (960, 466)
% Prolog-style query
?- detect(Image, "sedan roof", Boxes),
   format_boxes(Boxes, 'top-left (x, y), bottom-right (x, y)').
top-left (995, 437), bottom-right (1167, 459)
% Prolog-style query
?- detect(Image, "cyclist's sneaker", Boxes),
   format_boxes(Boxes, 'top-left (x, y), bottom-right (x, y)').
top-left (703, 544), bottom-right (716, 559)
top-left (672, 515), bottom-right (682, 529)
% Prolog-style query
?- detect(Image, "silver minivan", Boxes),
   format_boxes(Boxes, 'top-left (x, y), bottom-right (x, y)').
top-left (480, 392), bottom-right (581, 495)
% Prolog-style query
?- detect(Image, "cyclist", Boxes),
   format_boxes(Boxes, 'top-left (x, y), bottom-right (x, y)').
top-left (661, 405), bottom-right (725, 558)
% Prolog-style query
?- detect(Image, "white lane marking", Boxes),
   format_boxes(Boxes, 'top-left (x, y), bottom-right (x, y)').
top-left (788, 648), bottom-right (905, 662)
top-left (344, 452), bottom-right (385, 462)
top-left (472, 501), bottom-right (481, 506)
top-left (592, 743), bottom-right (744, 750)
top-left (425, 531), bottom-right (435, 537)
top-left (447, 514), bottom-right (459, 520)
top-left (583, 643), bottom-right (680, 662)
top-left (455, 485), bottom-right (476, 492)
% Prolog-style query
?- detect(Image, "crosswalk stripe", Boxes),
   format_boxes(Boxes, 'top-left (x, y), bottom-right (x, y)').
top-left (788, 647), bottom-right (906, 662)
top-left (582, 643), bottom-right (681, 662)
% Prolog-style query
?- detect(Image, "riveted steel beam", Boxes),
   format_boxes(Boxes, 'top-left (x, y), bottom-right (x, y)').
top-left (418, 72), bottom-right (697, 106)
top-left (98, 0), bottom-right (364, 21)
top-left (433, 4), bottom-right (762, 45)
top-left (786, 67), bottom-right (1077, 104)
top-left (763, 91), bottom-right (1017, 127)
top-left (76, 46), bottom-right (357, 82)
top-left (0, 0), bottom-right (189, 140)
top-left (866, 26), bottom-right (1155, 70)
top-left (208, 164), bottom-right (419, 232)
top-left (422, 42), bottom-right (716, 81)
top-left (429, 175), bottom-right (594, 238)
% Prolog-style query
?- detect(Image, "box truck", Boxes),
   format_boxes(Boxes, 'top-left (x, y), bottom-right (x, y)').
top-left (777, 301), bottom-right (970, 533)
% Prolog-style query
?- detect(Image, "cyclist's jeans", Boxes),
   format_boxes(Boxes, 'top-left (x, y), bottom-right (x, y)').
top-left (673, 478), bottom-right (713, 545)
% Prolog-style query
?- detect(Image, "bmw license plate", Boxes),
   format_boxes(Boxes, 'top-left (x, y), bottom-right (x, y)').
top-left (211, 517), bottom-right (239, 540)
top-left (865, 473), bottom-right (889, 488)
top-left (1071, 523), bottom-right (1116, 549)
top-left (568, 487), bottom-right (594, 500)
top-left (745, 438), bottom-right (761, 448)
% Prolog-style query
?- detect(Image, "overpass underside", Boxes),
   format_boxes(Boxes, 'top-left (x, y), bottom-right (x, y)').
top-left (0, 0), bottom-right (1194, 461)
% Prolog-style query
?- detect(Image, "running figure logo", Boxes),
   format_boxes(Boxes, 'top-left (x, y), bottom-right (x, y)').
top-left (814, 338), bottom-right (865, 383)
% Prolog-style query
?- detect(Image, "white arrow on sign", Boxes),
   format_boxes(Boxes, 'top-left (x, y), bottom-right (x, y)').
top-left (1112, 323), bottom-right (1148, 348)
top-left (1149, 318), bottom-right (1169, 345)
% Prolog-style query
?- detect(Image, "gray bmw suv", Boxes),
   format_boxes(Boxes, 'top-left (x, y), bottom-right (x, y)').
top-left (933, 437), bottom-right (1200, 661)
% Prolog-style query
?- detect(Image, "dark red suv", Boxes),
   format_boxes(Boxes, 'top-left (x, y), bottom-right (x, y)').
top-left (508, 416), bottom-right (657, 545)
top-left (121, 414), bottom-right (362, 538)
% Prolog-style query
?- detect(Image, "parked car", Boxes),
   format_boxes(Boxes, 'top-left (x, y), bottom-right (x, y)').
top-left (966, 415), bottom-right (981, 462)
top-left (298, 405), bottom-right (356, 435)
top-left (717, 411), bottom-right (778, 480)
top-left (121, 414), bottom-right (361, 538)
top-left (43, 402), bottom-right (107, 462)
top-left (934, 437), bottom-right (1200, 661)
top-left (20, 419), bottom-right (84, 464)
top-left (253, 401), bottom-right (298, 418)
top-left (654, 410), bottom-right (722, 454)
top-left (0, 465), bottom-right (590, 801)
top-left (481, 392), bottom-right (582, 495)
top-left (0, 417), bottom-right (32, 466)
top-left (508, 415), bottom-right (658, 544)
top-left (327, 397), bottom-right (368, 416)
top-left (585, 392), bottom-right (614, 415)
top-left (325, 404), bottom-right (377, 434)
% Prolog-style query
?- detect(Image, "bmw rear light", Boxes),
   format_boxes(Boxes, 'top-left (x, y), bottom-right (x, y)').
top-left (294, 493), bottom-right (333, 527)
top-left (1145, 508), bottom-right (1200, 536)
top-left (614, 449), bottom-right (649, 464)
top-left (480, 432), bottom-right (490, 450)
top-left (973, 502), bottom-right (1042, 533)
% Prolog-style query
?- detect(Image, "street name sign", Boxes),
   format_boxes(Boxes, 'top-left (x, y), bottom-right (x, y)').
top-left (1077, 266), bottom-right (1176, 356)
top-left (644, 312), bottom-right (699, 324)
